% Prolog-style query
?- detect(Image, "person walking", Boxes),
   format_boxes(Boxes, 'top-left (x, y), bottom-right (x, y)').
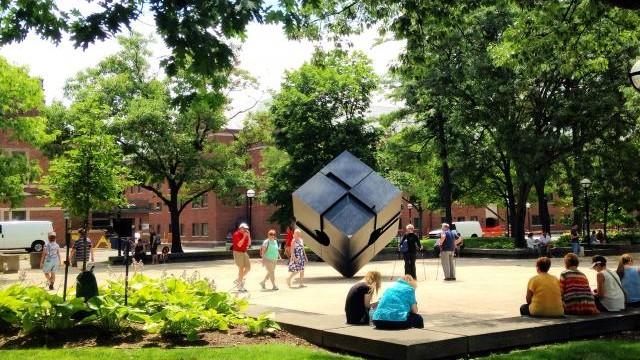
top-left (232, 223), bottom-right (251, 292)
top-left (345, 271), bottom-right (382, 325)
top-left (570, 224), bottom-right (580, 255)
top-left (150, 231), bottom-right (161, 264)
top-left (70, 229), bottom-right (94, 268)
top-left (591, 255), bottom-right (625, 312)
top-left (287, 229), bottom-right (308, 288)
top-left (260, 229), bottom-right (281, 290)
top-left (616, 254), bottom-right (640, 307)
top-left (438, 223), bottom-right (461, 281)
top-left (399, 224), bottom-right (422, 280)
top-left (40, 232), bottom-right (62, 290)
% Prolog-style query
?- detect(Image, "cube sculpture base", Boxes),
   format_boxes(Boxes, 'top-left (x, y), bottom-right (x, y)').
top-left (292, 151), bottom-right (401, 277)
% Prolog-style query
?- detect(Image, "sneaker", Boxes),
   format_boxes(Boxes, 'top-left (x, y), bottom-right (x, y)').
top-left (259, 281), bottom-right (266, 290)
top-left (272, 286), bottom-right (279, 291)
top-left (49, 283), bottom-right (54, 290)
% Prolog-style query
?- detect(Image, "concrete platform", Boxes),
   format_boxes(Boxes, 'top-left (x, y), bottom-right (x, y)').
top-left (248, 305), bottom-right (640, 360)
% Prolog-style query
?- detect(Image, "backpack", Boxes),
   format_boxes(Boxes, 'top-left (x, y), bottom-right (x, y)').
top-left (399, 237), bottom-right (409, 253)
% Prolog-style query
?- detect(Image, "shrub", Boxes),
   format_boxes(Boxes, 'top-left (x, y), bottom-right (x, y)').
top-left (0, 273), bottom-right (276, 340)
top-left (463, 237), bottom-right (516, 249)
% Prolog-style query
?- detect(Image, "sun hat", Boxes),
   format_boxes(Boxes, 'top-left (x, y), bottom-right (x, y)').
top-left (239, 223), bottom-right (249, 229)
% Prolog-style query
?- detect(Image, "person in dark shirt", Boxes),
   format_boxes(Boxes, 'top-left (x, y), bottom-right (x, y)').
top-left (399, 224), bottom-right (422, 280)
top-left (345, 271), bottom-right (382, 324)
top-left (133, 239), bottom-right (145, 263)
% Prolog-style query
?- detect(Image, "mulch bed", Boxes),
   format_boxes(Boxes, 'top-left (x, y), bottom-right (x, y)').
top-left (0, 326), bottom-right (314, 349)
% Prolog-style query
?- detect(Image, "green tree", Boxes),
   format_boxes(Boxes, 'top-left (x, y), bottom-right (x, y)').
top-left (266, 49), bottom-right (380, 225)
top-left (42, 96), bottom-right (131, 231)
top-left (62, 34), bottom-right (249, 253)
top-left (0, 56), bottom-right (46, 206)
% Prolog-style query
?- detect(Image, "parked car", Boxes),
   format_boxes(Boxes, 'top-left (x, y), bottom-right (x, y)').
top-left (0, 220), bottom-right (54, 252)
top-left (428, 221), bottom-right (484, 239)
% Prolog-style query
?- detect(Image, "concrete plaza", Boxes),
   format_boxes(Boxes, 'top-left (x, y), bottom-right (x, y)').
top-left (2, 249), bottom-right (635, 325)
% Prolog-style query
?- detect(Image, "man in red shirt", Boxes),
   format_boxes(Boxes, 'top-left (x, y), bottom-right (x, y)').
top-left (232, 223), bottom-right (251, 292)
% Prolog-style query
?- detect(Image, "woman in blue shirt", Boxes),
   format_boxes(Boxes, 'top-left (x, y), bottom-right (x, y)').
top-left (372, 275), bottom-right (423, 329)
top-left (616, 254), bottom-right (640, 307)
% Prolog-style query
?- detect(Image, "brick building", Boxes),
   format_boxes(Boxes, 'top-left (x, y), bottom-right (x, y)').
top-left (2, 129), bottom-right (572, 248)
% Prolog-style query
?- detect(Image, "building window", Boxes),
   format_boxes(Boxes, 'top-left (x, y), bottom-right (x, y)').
top-left (10, 210), bottom-right (27, 221)
top-left (201, 223), bottom-right (208, 236)
top-left (192, 223), bottom-right (199, 236)
top-left (550, 215), bottom-right (556, 225)
top-left (457, 217), bottom-right (466, 222)
top-left (155, 202), bottom-right (162, 211)
top-left (192, 193), bottom-right (209, 209)
top-left (441, 217), bottom-right (446, 224)
top-left (180, 224), bottom-right (184, 236)
top-left (532, 215), bottom-right (541, 226)
top-left (156, 224), bottom-right (161, 234)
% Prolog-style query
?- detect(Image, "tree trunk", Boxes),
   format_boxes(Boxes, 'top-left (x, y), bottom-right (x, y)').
top-left (436, 112), bottom-right (453, 224)
top-left (514, 183), bottom-right (531, 248)
top-left (534, 179), bottom-right (551, 234)
top-left (169, 206), bottom-right (183, 253)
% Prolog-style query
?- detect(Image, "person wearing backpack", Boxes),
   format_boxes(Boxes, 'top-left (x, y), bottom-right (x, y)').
top-left (399, 224), bottom-right (422, 280)
top-left (438, 223), bottom-right (462, 281)
top-left (260, 229), bottom-right (281, 290)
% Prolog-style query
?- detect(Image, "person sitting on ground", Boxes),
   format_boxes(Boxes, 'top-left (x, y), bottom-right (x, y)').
top-left (616, 254), bottom-right (640, 308)
top-left (559, 253), bottom-right (599, 315)
top-left (372, 274), bottom-right (424, 330)
top-left (520, 257), bottom-right (564, 317)
top-left (345, 271), bottom-right (382, 325)
top-left (591, 255), bottom-right (625, 312)
top-left (596, 230), bottom-right (605, 244)
top-left (589, 231), bottom-right (598, 245)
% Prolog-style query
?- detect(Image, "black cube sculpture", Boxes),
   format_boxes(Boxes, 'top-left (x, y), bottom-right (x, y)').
top-left (293, 151), bottom-right (402, 277)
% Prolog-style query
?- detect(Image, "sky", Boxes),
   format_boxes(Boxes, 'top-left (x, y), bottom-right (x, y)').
top-left (0, 3), bottom-right (404, 128)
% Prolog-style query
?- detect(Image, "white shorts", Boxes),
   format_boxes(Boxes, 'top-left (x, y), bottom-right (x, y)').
top-left (43, 259), bottom-right (59, 273)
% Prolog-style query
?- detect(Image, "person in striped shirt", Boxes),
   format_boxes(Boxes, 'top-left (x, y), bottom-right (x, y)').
top-left (559, 253), bottom-right (599, 315)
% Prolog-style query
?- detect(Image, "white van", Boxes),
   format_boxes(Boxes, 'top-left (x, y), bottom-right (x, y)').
top-left (428, 221), bottom-right (484, 239)
top-left (0, 221), bottom-right (53, 252)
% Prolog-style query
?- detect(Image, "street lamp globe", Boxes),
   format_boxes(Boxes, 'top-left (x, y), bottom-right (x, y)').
top-left (246, 189), bottom-right (256, 198)
top-left (525, 202), bottom-right (531, 209)
top-left (407, 203), bottom-right (413, 210)
top-left (630, 60), bottom-right (640, 92)
top-left (580, 178), bottom-right (592, 190)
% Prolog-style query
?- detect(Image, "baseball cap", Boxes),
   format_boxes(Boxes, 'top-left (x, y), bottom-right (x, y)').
top-left (48, 231), bottom-right (57, 237)
top-left (591, 255), bottom-right (607, 268)
top-left (239, 223), bottom-right (249, 229)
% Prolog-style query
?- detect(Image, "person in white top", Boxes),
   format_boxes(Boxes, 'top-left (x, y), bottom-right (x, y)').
top-left (538, 232), bottom-right (551, 256)
top-left (526, 233), bottom-right (537, 251)
top-left (591, 255), bottom-right (625, 312)
top-left (40, 232), bottom-right (62, 290)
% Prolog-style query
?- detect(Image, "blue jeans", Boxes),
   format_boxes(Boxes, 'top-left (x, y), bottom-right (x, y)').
top-left (571, 242), bottom-right (580, 255)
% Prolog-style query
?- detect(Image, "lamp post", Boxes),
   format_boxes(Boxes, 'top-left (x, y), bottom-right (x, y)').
top-left (63, 211), bottom-right (70, 301)
top-left (504, 195), bottom-right (510, 237)
top-left (246, 189), bottom-right (256, 233)
top-left (630, 60), bottom-right (640, 92)
top-left (526, 202), bottom-right (531, 232)
top-left (580, 178), bottom-right (592, 239)
top-left (407, 203), bottom-right (413, 225)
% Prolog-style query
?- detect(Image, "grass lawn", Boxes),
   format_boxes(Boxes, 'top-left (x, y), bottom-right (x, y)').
top-left (481, 340), bottom-right (640, 359)
top-left (0, 344), bottom-right (358, 360)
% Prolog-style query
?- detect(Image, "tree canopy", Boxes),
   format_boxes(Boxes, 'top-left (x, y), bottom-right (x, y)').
top-left (265, 49), bottom-right (381, 225)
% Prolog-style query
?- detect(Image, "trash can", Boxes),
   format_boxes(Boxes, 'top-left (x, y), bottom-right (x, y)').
top-left (30, 252), bottom-right (42, 269)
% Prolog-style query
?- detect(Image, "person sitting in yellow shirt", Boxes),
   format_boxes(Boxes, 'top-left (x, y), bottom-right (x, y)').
top-left (520, 257), bottom-right (564, 317)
